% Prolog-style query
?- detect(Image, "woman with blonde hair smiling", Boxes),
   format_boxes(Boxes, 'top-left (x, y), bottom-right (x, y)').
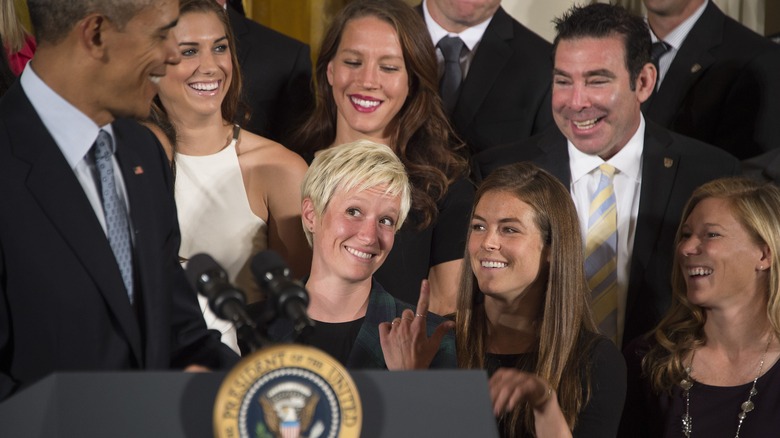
top-left (621, 178), bottom-right (780, 437)
top-left (267, 140), bottom-right (456, 369)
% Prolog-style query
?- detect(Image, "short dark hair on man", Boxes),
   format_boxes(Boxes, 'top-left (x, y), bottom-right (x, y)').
top-left (28, 0), bottom-right (156, 44)
top-left (552, 3), bottom-right (651, 90)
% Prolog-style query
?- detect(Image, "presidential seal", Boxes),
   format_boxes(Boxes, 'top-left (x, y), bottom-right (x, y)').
top-left (213, 344), bottom-right (362, 438)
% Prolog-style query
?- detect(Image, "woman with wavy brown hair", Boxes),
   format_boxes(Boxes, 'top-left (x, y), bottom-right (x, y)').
top-left (290, 0), bottom-right (472, 316)
top-left (620, 178), bottom-right (780, 437)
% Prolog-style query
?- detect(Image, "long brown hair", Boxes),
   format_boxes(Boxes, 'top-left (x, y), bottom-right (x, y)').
top-left (644, 178), bottom-right (780, 393)
top-left (290, 0), bottom-right (466, 229)
top-left (148, 0), bottom-right (245, 150)
top-left (456, 162), bottom-right (598, 434)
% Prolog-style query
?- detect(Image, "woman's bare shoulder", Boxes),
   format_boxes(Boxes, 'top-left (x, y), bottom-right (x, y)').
top-left (237, 129), bottom-right (308, 176)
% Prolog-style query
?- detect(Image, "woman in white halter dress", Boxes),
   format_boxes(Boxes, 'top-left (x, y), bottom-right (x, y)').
top-left (146, 0), bottom-right (310, 353)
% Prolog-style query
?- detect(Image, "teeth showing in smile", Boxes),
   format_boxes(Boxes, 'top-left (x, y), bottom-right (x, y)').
top-left (346, 247), bottom-right (373, 259)
top-left (481, 261), bottom-right (507, 268)
top-left (573, 118), bottom-right (599, 129)
top-left (150, 76), bottom-right (161, 85)
top-left (190, 82), bottom-right (219, 91)
top-left (687, 267), bottom-right (713, 277)
top-left (350, 96), bottom-right (380, 108)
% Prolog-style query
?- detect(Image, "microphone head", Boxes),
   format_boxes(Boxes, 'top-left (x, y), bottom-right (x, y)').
top-left (250, 250), bottom-right (289, 283)
top-left (185, 253), bottom-right (226, 294)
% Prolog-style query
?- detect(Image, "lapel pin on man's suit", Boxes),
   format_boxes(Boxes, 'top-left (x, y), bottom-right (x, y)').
top-left (664, 157), bottom-right (674, 168)
top-left (690, 63), bottom-right (702, 73)
top-left (134, 166), bottom-right (144, 175)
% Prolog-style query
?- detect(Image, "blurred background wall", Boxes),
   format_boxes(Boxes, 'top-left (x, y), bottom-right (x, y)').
top-left (242, 0), bottom-right (776, 63)
top-left (12, 1), bottom-right (776, 64)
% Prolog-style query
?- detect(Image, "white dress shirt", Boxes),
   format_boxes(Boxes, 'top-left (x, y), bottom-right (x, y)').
top-left (569, 116), bottom-right (646, 346)
top-left (20, 63), bottom-right (131, 235)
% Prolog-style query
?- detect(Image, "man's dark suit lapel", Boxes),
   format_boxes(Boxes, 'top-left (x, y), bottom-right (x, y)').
top-left (536, 129), bottom-right (572, 185)
top-left (534, 123), bottom-right (680, 321)
top-left (644, 2), bottom-right (721, 124)
top-left (6, 85), bottom-right (144, 363)
top-left (114, 123), bottom-right (163, 364)
top-left (451, 7), bottom-right (513, 132)
top-left (626, 122), bottom-right (680, 313)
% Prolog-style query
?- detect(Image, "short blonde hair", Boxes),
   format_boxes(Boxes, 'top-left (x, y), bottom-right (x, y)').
top-left (301, 140), bottom-right (411, 246)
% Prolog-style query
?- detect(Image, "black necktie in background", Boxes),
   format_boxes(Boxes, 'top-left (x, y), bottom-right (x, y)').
top-left (437, 36), bottom-right (466, 115)
top-left (650, 41), bottom-right (671, 88)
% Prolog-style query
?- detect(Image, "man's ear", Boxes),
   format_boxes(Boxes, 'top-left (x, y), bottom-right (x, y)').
top-left (78, 14), bottom-right (109, 58)
top-left (635, 62), bottom-right (657, 104)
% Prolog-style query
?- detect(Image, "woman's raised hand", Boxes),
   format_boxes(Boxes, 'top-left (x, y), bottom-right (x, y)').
top-left (379, 280), bottom-right (455, 370)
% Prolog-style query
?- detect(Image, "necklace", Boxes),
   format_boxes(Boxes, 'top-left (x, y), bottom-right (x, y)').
top-left (679, 337), bottom-right (772, 438)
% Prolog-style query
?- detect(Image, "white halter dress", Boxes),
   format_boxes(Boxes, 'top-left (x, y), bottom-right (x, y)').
top-left (175, 132), bottom-right (267, 354)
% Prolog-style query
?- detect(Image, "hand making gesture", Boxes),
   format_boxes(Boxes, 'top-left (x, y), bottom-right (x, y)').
top-left (379, 280), bottom-right (455, 370)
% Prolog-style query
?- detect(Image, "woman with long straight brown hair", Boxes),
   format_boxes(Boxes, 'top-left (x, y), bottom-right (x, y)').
top-left (458, 163), bottom-right (625, 437)
top-left (384, 162), bottom-right (627, 436)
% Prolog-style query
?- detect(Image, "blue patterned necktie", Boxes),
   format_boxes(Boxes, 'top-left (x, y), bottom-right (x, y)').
top-left (437, 35), bottom-right (466, 115)
top-left (585, 164), bottom-right (618, 343)
top-left (93, 129), bottom-right (134, 303)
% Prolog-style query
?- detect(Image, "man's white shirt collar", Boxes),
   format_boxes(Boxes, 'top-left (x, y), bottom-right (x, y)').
top-left (568, 115), bottom-right (645, 183)
top-left (422, 0), bottom-right (492, 50)
top-left (649, 0), bottom-right (708, 49)
top-left (20, 62), bottom-right (114, 170)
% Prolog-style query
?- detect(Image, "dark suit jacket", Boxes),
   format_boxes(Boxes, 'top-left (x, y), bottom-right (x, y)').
top-left (419, 5), bottom-right (553, 155)
top-left (0, 82), bottom-right (238, 401)
top-left (474, 121), bottom-right (740, 347)
top-left (743, 148), bottom-right (780, 185)
top-left (228, 7), bottom-right (313, 144)
top-left (644, 1), bottom-right (780, 160)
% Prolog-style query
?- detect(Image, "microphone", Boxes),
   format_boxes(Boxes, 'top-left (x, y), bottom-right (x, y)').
top-left (250, 250), bottom-right (315, 338)
top-left (186, 253), bottom-right (266, 351)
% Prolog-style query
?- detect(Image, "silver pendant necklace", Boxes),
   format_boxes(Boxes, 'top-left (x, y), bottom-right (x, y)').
top-left (679, 337), bottom-right (772, 438)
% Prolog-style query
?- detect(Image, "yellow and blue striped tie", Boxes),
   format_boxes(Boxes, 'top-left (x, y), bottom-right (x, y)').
top-left (585, 164), bottom-right (618, 342)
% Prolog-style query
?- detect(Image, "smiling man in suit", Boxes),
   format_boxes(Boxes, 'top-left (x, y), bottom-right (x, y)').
top-left (0, 0), bottom-right (238, 401)
top-left (474, 3), bottom-right (739, 347)
top-left (419, 0), bottom-right (553, 156)
top-left (643, 0), bottom-right (780, 160)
